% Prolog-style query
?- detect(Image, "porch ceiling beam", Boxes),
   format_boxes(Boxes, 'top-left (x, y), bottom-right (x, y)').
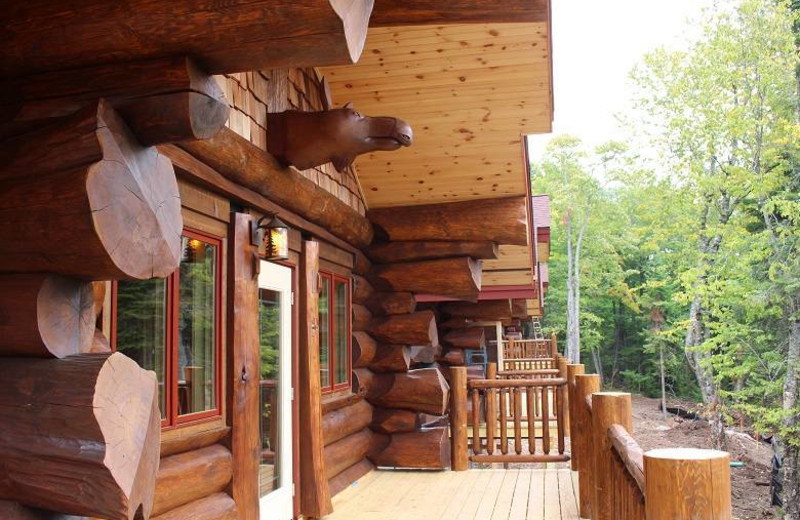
top-left (0, 1), bottom-right (373, 78)
top-left (368, 240), bottom-right (499, 264)
top-left (369, 0), bottom-right (549, 26)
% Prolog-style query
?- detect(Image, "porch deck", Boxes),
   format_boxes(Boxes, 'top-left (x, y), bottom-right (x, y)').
top-left (327, 466), bottom-right (580, 520)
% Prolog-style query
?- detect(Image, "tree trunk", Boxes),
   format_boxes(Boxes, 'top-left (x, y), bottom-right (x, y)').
top-left (782, 313), bottom-right (800, 519)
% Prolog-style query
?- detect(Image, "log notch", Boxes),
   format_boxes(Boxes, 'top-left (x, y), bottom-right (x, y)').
top-left (151, 494), bottom-right (237, 520)
top-left (365, 292), bottom-right (416, 316)
top-left (368, 427), bottom-right (450, 470)
top-left (0, 100), bottom-right (182, 279)
top-left (151, 445), bottom-right (233, 517)
top-left (372, 257), bottom-right (482, 301)
top-left (180, 129), bottom-right (373, 248)
top-left (352, 304), bottom-right (373, 332)
top-left (370, 311), bottom-right (438, 346)
top-left (0, 352), bottom-right (160, 520)
top-left (2, 57), bottom-right (229, 146)
top-left (1, 1), bottom-right (374, 77)
top-left (369, 196), bottom-right (528, 246)
top-left (368, 240), bottom-right (499, 264)
top-left (0, 275), bottom-right (95, 358)
top-left (440, 300), bottom-right (513, 321)
top-left (367, 368), bottom-right (450, 415)
top-left (442, 327), bottom-right (486, 349)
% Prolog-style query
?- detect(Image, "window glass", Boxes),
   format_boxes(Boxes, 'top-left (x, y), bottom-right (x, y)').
top-left (115, 279), bottom-right (167, 419)
top-left (319, 277), bottom-right (331, 388)
top-left (333, 280), bottom-right (349, 385)
top-left (258, 288), bottom-right (281, 495)
top-left (177, 236), bottom-right (217, 416)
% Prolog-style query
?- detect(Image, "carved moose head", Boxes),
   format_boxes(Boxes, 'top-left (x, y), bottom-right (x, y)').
top-left (267, 102), bottom-right (413, 172)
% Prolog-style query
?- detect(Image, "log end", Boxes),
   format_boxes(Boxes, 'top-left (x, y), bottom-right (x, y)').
top-left (37, 275), bottom-right (96, 358)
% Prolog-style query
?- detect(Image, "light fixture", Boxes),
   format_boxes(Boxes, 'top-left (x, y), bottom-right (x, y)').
top-left (251, 215), bottom-right (289, 261)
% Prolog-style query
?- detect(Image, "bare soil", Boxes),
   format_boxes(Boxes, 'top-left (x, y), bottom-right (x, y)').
top-left (630, 395), bottom-right (776, 520)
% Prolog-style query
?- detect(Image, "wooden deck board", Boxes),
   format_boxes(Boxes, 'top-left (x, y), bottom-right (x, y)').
top-left (327, 468), bottom-right (580, 520)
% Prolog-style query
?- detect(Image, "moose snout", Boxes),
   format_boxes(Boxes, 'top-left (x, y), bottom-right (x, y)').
top-left (394, 119), bottom-right (413, 146)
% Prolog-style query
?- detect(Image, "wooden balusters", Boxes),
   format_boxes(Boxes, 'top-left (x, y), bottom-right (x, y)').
top-left (513, 388), bottom-right (522, 455)
top-left (526, 387), bottom-right (535, 455)
top-left (541, 384), bottom-right (550, 455)
top-left (471, 389), bottom-right (481, 455)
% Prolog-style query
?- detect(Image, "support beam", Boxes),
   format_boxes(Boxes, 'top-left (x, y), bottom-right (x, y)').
top-left (0, 275), bottom-right (95, 358)
top-left (367, 368), bottom-right (450, 415)
top-left (442, 328), bottom-right (486, 349)
top-left (0, 100), bottom-right (182, 279)
top-left (2, 57), bottom-right (228, 146)
top-left (368, 428), bottom-right (451, 470)
top-left (179, 129), bottom-right (373, 248)
top-left (369, 0), bottom-right (549, 26)
top-left (372, 257), bottom-right (482, 301)
top-left (0, 1), bottom-right (374, 77)
top-left (368, 196), bottom-right (528, 246)
top-left (440, 300), bottom-right (513, 321)
top-left (0, 353), bottom-right (160, 520)
top-left (365, 292), bottom-right (416, 316)
top-left (369, 311), bottom-right (438, 346)
top-left (369, 345), bottom-right (411, 373)
top-left (368, 240), bottom-right (498, 264)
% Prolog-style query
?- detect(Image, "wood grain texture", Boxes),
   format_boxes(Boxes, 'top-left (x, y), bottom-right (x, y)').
top-left (160, 424), bottom-right (230, 458)
top-left (440, 300), bottom-right (513, 320)
top-left (574, 374), bottom-right (601, 520)
top-left (353, 331), bottom-right (378, 368)
top-left (151, 445), bottom-right (232, 517)
top-left (0, 1), bottom-right (374, 76)
top-left (369, 196), bottom-right (528, 246)
top-left (0, 501), bottom-right (86, 520)
top-left (365, 292), bottom-right (416, 316)
top-left (0, 353), bottom-right (160, 520)
top-left (327, 459), bottom-right (374, 498)
top-left (442, 327), bottom-right (486, 349)
top-left (369, 344), bottom-right (411, 373)
top-left (369, 0), bottom-right (549, 25)
top-left (370, 408), bottom-right (422, 434)
top-left (179, 129), bottom-right (373, 248)
top-left (352, 275), bottom-right (374, 304)
top-left (367, 240), bottom-right (499, 264)
top-left (369, 311), bottom-right (438, 346)
top-left (322, 399), bottom-right (373, 446)
top-left (0, 274), bottom-right (95, 358)
top-left (368, 427), bottom-right (451, 470)
top-left (0, 100), bottom-right (182, 279)
top-left (323, 429), bottom-right (377, 480)
top-left (226, 213), bottom-right (260, 520)
top-left (150, 493), bottom-right (236, 520)
top-left (372, 257), bottom-right (482, 301)
top-left (352, 303), bottom-right (373, 332)
top-left (566, 364), bottom-right (585, 471)
top-left (591, 392), bottom-right (633, 520)
top-left (450, 367), bottom-right (469, 471)
top-left (368, 368), bottom-right (450, 415)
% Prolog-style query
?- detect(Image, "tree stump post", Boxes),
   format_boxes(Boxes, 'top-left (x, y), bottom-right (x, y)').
top-left (591, 392), bottom-right (632, 520)
top-left (566, 364), bottom-right (585, 471)
top-left (574, 374), bottom-right (601, 519)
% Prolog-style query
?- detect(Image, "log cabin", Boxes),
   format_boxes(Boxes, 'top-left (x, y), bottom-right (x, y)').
top-left (0, 2), bottom-right (558, 519)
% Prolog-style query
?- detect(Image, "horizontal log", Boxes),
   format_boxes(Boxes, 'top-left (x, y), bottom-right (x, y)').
top-left (152, 445), bottom-right (233, 517)
top-left (365, 292), bottom-right (416, 316)
top-left (442, 328), bottom-right (486, 349)
top-left (179, 129), bottom-right (373, 248)
top-left (372, 257), bottom-right (482, 301)
top-left (0, 501), bottom-right (86, 520)
top-left (369, 0), bottom-right (548, 26)
top-left (321, 392), bottom-right (364, 415)
top-left (438, 317), bottom-right (472, 330)
top-left (352, 275), bottom-right (374, 304)
top-left (0, 100), bottom-right (182, 279)
top-left (608, 424), bottom-right (645, 493)
top-left (471, 454), bottom-right (570, 464)
top-left (371, 408), bottom-right (422, 435)
top-left (368, 368), bottom-right (450, 415)
top-left (352, 332), bottom-right (378, 368)
top-left (352, 304), bottom-right (373, 332)
top-left (160, 425), bottom-right (231, 458)
top-left (3, 56), bottom-right (228, 146)
top-left (354, 250), bottom-right (373, 276)
top-left (0, 274), bottom-right (95, 358)
top-left (322, 399), bottom-right (373, 446)
top-left (1, 1), bottom-right (373, 76)
top-left (150, 493), bottom-right (236, 520)
top-left (0, 353), bottom-right (160, 520)
top-left (369, 196), bottom-right (528, 246)
top-left (440, 349), bottom-right (465, 366)
top-left (469, 378), bottom-right (567, 389)
top-left (370, 311), bottom-right (438, 346)
top-left (369, 427), bottom-right (451, 470)
top-left (327, 459), bottom-right (374, 498)
top-left (511, 298), bottom-right (528, 319)
top-left (369, 345), bottom-right (411, 373)
top-left (441, 300), bottom-right (513, 320)
top-left (323, 429), bottom-right (380, 481)
top-left (368, 240), bottom-right (499, 264)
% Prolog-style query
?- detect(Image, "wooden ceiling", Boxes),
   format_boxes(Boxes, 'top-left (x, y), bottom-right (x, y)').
top-left (321, 22), bottom-right (552, 208)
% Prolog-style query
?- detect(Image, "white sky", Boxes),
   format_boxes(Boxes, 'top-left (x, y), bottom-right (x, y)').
top-left (527, 0), bottom-right (712, 162)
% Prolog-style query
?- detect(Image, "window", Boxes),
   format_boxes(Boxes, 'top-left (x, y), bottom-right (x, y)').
top-left (113, 229), bottom-right (222, 427)
top-left (319, 273), bottom-right (351, 392)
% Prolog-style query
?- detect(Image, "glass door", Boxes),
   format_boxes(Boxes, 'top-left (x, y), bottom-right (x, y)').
top-left (257, 261), bottom-right (293, 519)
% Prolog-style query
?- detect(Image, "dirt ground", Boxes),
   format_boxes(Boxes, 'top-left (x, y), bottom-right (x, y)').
top-left (630, 395), bottom-right (776, 520)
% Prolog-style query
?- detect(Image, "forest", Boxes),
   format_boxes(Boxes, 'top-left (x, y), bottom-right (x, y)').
top-left (532, 0), bottom-right (799, 515)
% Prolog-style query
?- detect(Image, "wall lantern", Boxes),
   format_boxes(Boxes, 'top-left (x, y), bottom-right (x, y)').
top-left (251, 215), bottom-right (289, 261)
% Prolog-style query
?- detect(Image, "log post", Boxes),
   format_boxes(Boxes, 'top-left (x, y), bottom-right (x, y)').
top-left (550, 332), bottom-right (558, 358)
top-left (0, 353), bottom-right (160, 520)
top-left (557, 356), bottom-right (570, 436)
top-left (450, 367), bottom-right (469, 471)
top-left (643, 449), bottom-right (732, 520)
top-left (0, 100), bottom-right (182, 279)
top-left (0, 274), bottom-right (96, 358)
top-left (575, 374), bottom-right (602, 520)
top-left (591, 392), bottom-right (632, 520)
top-left (566, 364), bottom-right (585, 471)
top-left (372, 257), bottom-right (482, 302)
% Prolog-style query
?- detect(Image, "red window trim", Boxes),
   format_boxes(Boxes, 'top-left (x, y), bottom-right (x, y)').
top-left (319, 272), bottom-right (352, 394)
top-left (110, 227), bottom-right (224, 430)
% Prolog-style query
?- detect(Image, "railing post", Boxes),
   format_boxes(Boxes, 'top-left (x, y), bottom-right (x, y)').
top-left (591, 392), bottom-right (632, 520)
top-left (450, 366), bottom-right (469, 471)
top-left (549, 332), bottom-right (558, 358)
top-left (644, 448), bottom-right (732, 520)
top-left (575, 374), bottom-right (601, 519)
top-left (557, 356), bottom-right (570, 436)
top-left (566, 364), bottom-right (584, 471)
top-left (487, 362), bottom-right (497, 380)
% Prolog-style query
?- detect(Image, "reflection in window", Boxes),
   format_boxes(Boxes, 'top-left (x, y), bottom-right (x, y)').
top-left (177, 237), bottom-right (217, 417)
top-left (319, 277), bottom-right (331, 388)
top-left (334, 280), bottom-right (349, 385)
top-left (115, 279), bottom-right (167, 419)
top-left (319, 273), bottom-right (351, 392)
top-left (259, 289), bottom-right (281, 496)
